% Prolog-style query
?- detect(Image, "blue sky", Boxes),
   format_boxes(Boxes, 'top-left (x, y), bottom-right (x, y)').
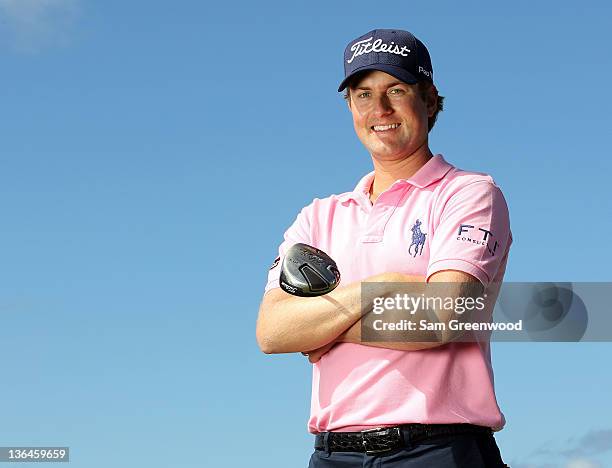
top-left (1, 1), bottom-right (611, 467)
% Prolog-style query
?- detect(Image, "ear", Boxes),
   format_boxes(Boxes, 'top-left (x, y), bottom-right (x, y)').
top-left (426, 84), bottom-right (438, 117)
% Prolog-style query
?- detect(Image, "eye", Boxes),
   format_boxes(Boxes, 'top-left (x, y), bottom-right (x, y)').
top-left (357, 91), bottom-right (371, 98)
top-left (389, 88), bottom-right (405, 95)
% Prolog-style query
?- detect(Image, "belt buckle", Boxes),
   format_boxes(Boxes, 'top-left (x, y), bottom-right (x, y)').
top-left (360, 427), bottom-right (401, 455)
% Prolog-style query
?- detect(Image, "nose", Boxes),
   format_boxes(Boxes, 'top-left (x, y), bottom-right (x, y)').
top-left (372, 94), bottom-right (393, 116)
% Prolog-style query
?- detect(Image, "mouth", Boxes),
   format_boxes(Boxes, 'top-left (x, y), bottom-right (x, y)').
top-left (371, 123), bottom-right (401, 133)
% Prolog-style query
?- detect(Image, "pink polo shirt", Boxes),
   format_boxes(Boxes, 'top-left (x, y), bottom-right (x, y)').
top-left (264, 154), bottom-right (512, 433)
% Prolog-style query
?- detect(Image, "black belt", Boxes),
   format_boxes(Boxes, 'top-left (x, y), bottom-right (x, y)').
top-left (314, 423), bottom-right (492, 455)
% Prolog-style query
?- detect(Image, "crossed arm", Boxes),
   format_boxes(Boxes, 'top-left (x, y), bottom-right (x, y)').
top-left (256, 269), bottom-right (482, 361)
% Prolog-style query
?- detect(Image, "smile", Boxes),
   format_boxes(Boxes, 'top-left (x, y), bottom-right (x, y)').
top-left (371, 123), bottom-right (401, 132)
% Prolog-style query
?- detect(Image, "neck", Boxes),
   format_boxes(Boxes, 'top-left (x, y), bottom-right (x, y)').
top-left (369, 141), bottom-right (434, 199)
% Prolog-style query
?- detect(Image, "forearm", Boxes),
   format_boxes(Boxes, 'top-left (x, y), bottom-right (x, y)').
top-left (335, 274), bottom-right (442, 352)
top-left (338, 277), bottom-right (484, 351)
top-left (257, 272), bottom-right (423, 354)
top-left (258, 284), bottom-right (363, 354)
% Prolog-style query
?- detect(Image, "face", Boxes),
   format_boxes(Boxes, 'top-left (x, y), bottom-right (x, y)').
top-left (347, 70), bottom-right (435, 161)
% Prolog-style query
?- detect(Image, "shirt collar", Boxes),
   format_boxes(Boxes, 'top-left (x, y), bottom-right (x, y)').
top-left (338, 154), bottom-right (454, 203)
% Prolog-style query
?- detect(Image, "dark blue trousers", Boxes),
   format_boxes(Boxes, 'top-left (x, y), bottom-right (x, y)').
top-left (308, 431), bottom-right (508, 467)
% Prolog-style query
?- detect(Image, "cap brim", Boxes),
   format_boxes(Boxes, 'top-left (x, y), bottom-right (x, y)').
top-left (337, 64), bottom-right (419, 92)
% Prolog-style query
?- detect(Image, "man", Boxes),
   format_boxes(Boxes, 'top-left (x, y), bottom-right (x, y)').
top-left (256, 29), bottom-right (511, 467)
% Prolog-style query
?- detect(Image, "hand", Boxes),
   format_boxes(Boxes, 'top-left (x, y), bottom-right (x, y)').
top-left (302, 341), bottom-right (337, 363)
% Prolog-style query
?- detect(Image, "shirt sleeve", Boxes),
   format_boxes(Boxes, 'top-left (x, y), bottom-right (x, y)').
top-left (263, 205), bottom-right (312, 294)
top-left (426, 180), bottom-right (511, 287)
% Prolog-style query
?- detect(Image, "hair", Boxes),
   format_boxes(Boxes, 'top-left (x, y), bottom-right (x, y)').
top-left (343, 78), bottom-right (445, 132)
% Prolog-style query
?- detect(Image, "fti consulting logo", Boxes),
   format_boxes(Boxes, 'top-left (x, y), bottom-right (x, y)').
top-left (457, 224), bottom-right (499, 256)
top-left (409, 219), bottom-right (427, 257)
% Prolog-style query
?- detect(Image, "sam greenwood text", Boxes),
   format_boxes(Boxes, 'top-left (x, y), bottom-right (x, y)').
top-left (372, 319), bottom-right (523, 332)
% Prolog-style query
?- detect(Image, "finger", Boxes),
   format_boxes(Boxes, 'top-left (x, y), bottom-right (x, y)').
top-left (309, 354), bottom-right (320, 363)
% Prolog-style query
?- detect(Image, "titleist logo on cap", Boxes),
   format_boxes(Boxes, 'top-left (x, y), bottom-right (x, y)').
top-left (347, 37), bottom-right (412, 64)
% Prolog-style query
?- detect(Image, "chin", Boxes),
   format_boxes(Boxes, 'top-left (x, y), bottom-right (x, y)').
top-left (368, 143), bottom-right (408, 158)
top-left (369, 151), bottom-right (406, 162)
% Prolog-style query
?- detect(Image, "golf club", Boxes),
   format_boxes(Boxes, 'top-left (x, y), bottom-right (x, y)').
top-left (279, 243), bottom-right (341, 297)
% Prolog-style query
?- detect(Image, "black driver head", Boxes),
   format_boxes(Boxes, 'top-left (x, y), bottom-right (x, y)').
top-left (279, 243), bottom-right (341, 297)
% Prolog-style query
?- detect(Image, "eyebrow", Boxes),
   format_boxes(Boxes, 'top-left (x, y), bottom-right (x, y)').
top-left (354, 81), bottom-right (405, 90)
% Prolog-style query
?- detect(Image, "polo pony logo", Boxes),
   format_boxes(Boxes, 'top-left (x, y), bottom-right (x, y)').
top-left (409, 219), bottom-right (427, 257)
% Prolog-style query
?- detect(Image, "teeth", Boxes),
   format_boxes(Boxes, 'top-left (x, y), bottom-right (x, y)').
top-left (373, 123), bottom-right (400, 131)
